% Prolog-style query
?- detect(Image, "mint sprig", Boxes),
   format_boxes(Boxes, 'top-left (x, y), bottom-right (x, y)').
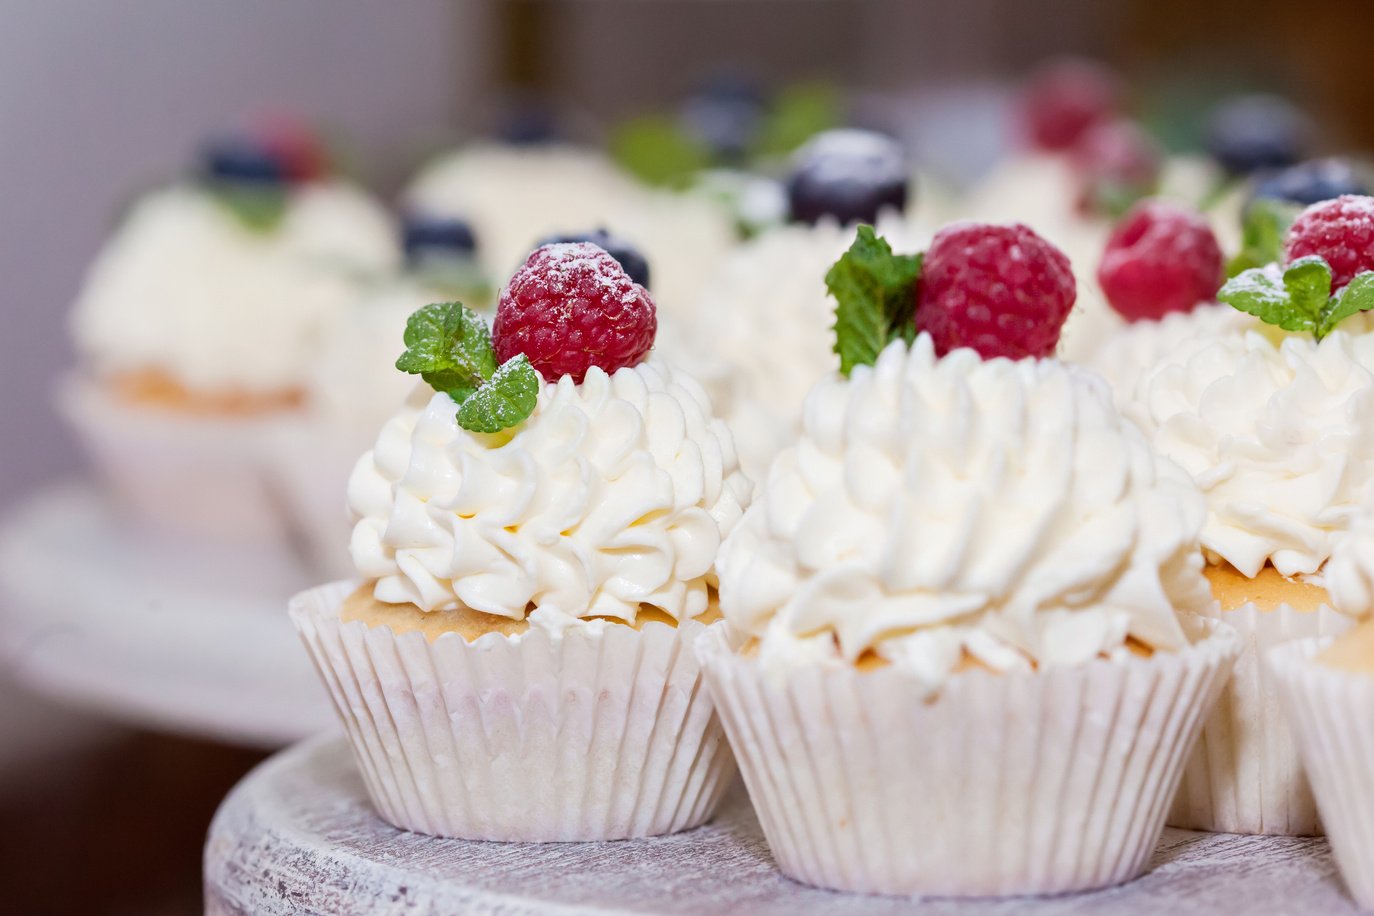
top-left (396, 302), bottom-right (539, 432)
top-left (1226, 197), bottom-right (1301, 278)
top-left (827, 225), bottom-right (923, 375)
top-left (1219, 257), bottom-right (1374, 340)
top-left (211, 185), bottom-right (287, 233)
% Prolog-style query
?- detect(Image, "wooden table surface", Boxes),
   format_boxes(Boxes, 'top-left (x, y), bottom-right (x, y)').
top-left (205, 736), bottom-right (1361, 916)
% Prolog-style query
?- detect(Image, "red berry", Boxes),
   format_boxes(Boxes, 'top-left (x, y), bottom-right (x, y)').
top-left (1071, 119), bottom-right (1161, 215)
top-left (1285, 194), bottom-right (1374, 290)
top-left (259, 116), bottom-right (327, 183)
top-left (493, 243), bottom-right (657, 384)
top-left (916, 222), bottom-right (1076, 360)
top-left (1097, 200), bottom-right (1224, 321)
top-left (1022, 58), bottom-right (1121, 152)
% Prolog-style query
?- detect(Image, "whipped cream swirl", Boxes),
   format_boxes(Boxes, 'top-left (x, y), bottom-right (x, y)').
top-left (71, 183), bottom-right (398, 395)
top-left (1326, 502), bottom-right (1374, 619)
top-left (718, 337), bottom-right (1209, 690)
top-left (1132, 329), bottom-right (1374, 578)
top-left (349, 360), bottom-right (752, 625)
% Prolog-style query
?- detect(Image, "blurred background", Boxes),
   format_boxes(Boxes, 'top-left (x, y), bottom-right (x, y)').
top-left (2, 0), bottom-right (1371, 911)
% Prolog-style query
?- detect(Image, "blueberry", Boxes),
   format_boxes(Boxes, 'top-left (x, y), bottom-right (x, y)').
top-left (785, 129), bottom-right (910, 226)
top-left (201, 138), bottom-right (288, 186)
top-left (1206, 94), bottom-right (1311, 177)
top-left (497, 102), bottom-right (559, 146)
top-left (1251, 158), bottom-right (1370, 208)
top-left (538, 229), bottom-right (651, 289)
top-left (680, 73), bottom-right (769, 164)
top-left (403, 215), bottom-right (479, 264)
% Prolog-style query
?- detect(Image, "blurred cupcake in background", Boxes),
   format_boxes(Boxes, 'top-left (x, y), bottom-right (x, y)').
top-left (273, 213), bottom-right (492, 577)
top-left (699, 222), bottom-right (1237, 897)
top-left (63, 125), bottom-right (398, 547)
top-left (1270, 504), bottom-right (1374, 909)
top-left (290, 242), bottom-right (750, 841)
top-left (686, 128), bottom-right (930, 481)
top-left (1125, 195), bottom-right (1374, 834)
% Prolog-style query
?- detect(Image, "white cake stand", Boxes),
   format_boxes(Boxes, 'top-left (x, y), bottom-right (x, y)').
top-left (204, 736), bottom-right (1358, 916)
top-left (0, 483), bottom-right (337, 747)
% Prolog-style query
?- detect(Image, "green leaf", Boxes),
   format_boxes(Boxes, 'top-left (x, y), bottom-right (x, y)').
top-left (827, 226), bottom-right (923, 375)
top-left (396, 302), bottom-right (497, 397)
top-left (753, 82), bottom-right (843, 160)
top-left (609, 116), bottom-right (710, 188)
top-left (1319, 271), bottom-right (1374, 339)
top-left (1217, 257), bottom-right (1334, 336)
top-left (211, 185), bottom-right (287, 233)
top-left (456, 355), bottom-right (539, 433)
top-left (1226, 198), bottom-right (1300, 278)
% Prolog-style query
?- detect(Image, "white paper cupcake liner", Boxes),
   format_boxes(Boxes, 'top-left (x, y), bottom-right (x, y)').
top-left (1167, 601), bottom-right (1355, 835)
top-left (58, 374), bottom-right (295, 547)
top-left (696, 617), bottom-right (1238, 898)
top-left (1269, 638), bottom-right (1374, 909)
top-left (289, 581), bottom-right (738, 842)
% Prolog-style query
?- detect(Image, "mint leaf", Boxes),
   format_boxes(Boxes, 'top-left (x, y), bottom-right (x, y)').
top-left (1285, 256), bottom-right (1335, 319)
top-left (1227, 198), bottom-right (1300, 278)
top-left (456, 355), bottom-right (539, 433)
top-left (827, 226), bottom-right (922, 375)
top-left (609, 116), bottom-right (710, 189)
top-left (396, 302), bottom-right (497, 399)
top-left (753, 82), bottom-right (842, 159)
top-left (211, 186), bottom-right (287, 233)
top-left (1219, 256), bottom-right (1338, 337)
top-left (1319, 271), bottom-right (1374, 338)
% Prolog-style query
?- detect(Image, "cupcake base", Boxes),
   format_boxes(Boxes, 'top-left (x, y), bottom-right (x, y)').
top-left (289, 581), bottom-right (737, 842)
top-left (1269, 639), bottom-right (1374, 909)
top-left (1168, 601), bottom-right (1355, 835)
top-left (697, 617), bottom-right (1238, 898)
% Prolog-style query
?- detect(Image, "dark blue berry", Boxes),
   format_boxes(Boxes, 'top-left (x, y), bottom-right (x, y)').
top-left (785, 129), bottom-right (909, 226)
top-left (680, 73), bottom-right (769, 164)
top-left (538, 229), bottom-right (651, 289)
top-left (497, 101), bottom-right (559, 146)
top-left (1251, 158), bottom-right (1370, 208)
top-left (1206, 95), bottom-right (1310, 177)
top-left (403, 215), bottom-right (478, 264)
top-left (201, 139), bottom-right (288, 186)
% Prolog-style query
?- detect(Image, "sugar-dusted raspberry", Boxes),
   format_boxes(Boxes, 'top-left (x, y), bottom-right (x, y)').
top-left (493, 242), bottom-right (656, 383)
top-left (1071, 119), bottom-right (1162, 215)
top-left (1285, 194), bottom-right (1374, 290)
top-left (1097, 200), bottom-right (1224, 321)
top-left (915, 222), bottom-right (1076, 359)
top-left (1021, 58), bottom-right (1121, 152)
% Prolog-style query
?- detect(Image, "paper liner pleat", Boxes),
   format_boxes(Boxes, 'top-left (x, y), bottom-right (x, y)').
top-left (1269, 639), bottom-right (1374, 909)
top-left (1167, 602), bottom-right (1354, 835)
top-left (697, 618), bottom-right (1238, 898)
top-left (290, 581), bottom-right (736, 841)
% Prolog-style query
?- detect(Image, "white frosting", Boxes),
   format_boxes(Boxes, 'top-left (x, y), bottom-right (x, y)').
top-left (689, 213), bottom-right (931, 482)
top-left (71, 182), bottom-right (398, 395)
top-left (1132, 328), bottom-right (1374, 578)
top-left (349, 360), bottom-right (752, 625)
top-left (1086, 304), bottom-right (1256, 409)
top-left (1326, 502), bottom-right (1374, 619)
top-left (403, 143), bottom-right (735, 319)
top-left (718, 337), bottom-right (1208, 692)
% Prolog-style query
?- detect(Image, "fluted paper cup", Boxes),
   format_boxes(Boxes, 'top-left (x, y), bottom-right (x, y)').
top-left (697, 617), bottom-right (1238, 898)
top-left (1269, 639), bottom-right (1374, 909)
top-left (289, 581), bottom-right (737, 842)
top-left (1168, 602), bottom-right (1355, 835)
top-left (58, 375), bottom-right (294, 547)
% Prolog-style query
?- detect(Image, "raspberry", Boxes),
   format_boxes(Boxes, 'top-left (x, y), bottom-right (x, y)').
top-left (1284, 195), bottom-right (1374, 290)
top-left (1097, 200), bottom-right (1224, 321)
top-left (916, 222), bottom-right (1076, 359)
top-left (1021, 58), bottom-right (1121, 152)
top-left (1071, 119), bottom-right (1161, 215)
top-left (492, 242), bottom-right (656, 383)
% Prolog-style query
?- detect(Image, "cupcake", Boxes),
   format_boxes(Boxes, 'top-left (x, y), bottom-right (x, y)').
top-left (697, 222), bottom-right (1238, 897)
top-left (272, 214), bottom-right (492, 577)
top-left (691, 128), bottom-right (929, 481)
top-left (63, 133), bottom-right (398, 545)
top-left (1269, 510), bottom-right (1374, 908)
top-left (290, 242), bottom-right (752, 842)
top-left (402, 142), bottom-right (735, 320)
top-left (1129, 196), bottom-right (1374, 834)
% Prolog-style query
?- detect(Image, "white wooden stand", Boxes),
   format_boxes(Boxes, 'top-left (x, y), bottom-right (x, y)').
top-left (204, 736), bottom-right (1361, 915)
top-left (0, 483), bottom-right (335, 746)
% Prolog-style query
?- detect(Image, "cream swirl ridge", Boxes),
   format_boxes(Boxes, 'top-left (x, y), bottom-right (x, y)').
top-left (349, 360), bottom-right (752, 624)
top-left (1131, 329), bottom-right (1374, 578)
top-left (1326, 502), bottom-right (1374, 618)
top-left (717, 336), bottom-right (1209, 690)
